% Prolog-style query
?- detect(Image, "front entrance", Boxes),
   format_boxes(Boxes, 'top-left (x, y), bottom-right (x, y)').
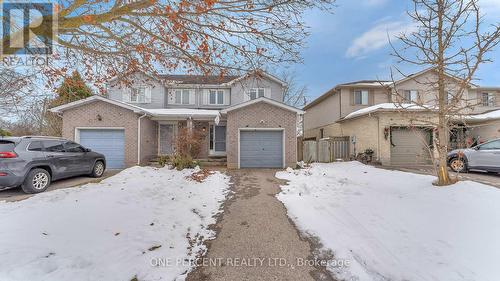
top-left (159, 123), bottom-right (177, 155)
top-left (209, 124), bottom-right (226, 155)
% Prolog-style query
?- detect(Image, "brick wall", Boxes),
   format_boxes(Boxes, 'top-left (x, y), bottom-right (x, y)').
top-left (61, 101), bottom-right (150, 167)
top-left (226, 102), bottom-right (298, 169)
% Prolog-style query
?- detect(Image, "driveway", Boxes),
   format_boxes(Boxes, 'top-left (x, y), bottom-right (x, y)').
top-left (187, 169), bottom-right (333, 281)
top-left (384, 165), bottom-right (500, 188)
top-left (0, 170), bottom-right (121, 202)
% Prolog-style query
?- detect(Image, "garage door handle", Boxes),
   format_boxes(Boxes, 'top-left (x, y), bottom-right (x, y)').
top-left (46, 155), bottom-right (55, 158)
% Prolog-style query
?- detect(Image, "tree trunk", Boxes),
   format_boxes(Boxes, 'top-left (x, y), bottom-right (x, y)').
top-left (436, 115), bottom-right (451, 185)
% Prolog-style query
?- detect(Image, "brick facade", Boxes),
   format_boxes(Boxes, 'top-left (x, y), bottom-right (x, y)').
top-left (226, 102), bottom-right (298, 169)
top-left (61, 101), bottom-right (157, 167)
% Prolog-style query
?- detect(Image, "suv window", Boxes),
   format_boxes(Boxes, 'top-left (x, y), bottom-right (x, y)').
top-left (64, 141), bottom-right (85, 153)
top-left (43, 140), bottom-right (65, 152)
top-left (479, 140), bottom-right (500, 150)
top-left (0, 140), bottom-right (15, 151)
top-left (27, 141), bottom-right (43, 151)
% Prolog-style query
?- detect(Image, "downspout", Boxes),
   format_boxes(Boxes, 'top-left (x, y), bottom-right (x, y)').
top-left (137, 112), bottom-right (148, 165)
top-left (377, 115), bottom-right (381, 162)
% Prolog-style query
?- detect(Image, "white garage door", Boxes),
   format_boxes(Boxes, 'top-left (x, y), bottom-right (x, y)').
top-left (78, 129), bottom-right (125, 169)
top-left (240, 130), bottom-right (283, 168)
top-left (391, 128), bottom-right (432, 165)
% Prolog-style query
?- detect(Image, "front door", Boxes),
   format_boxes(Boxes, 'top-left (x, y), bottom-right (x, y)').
top-left (210, 125), bottom-right (226, 155)
top-left (159, 124), bottom-right (176, 155)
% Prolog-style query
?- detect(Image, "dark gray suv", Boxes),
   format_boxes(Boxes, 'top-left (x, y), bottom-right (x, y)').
top-left (0, 136), bottom-right (106, 194)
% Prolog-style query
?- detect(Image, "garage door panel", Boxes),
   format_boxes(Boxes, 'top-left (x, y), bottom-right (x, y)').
top-left (391, 128), bottom-right (432, 165)
top-left (240, 131), bottom-right (283, 168)
top-left (79, 129), bottom-right (125, 169)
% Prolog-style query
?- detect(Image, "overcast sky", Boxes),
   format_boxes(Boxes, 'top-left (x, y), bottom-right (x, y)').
top-left (292, 0), bottom-right (500, 102)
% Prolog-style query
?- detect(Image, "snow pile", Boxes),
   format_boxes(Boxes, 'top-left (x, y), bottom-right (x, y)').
top-left (0, 166), bottom-right (230, 281)
top-left (276, 162), bottom-right (500, 281)
top-left (464, 109), bottom-right (500, 121)
top-left (344, 103), bottom-right (434, 120)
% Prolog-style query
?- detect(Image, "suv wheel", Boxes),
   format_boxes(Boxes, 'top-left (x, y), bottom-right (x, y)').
top-left (22, 168), bottom-right (51, 194)
top-left (90, 161), bottom-right (105, 178)
top-left (449, 158), bottom-right (467, 173)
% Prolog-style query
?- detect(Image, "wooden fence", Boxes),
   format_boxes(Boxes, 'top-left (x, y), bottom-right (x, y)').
top-left (302, 137), bottom-right (350, 163)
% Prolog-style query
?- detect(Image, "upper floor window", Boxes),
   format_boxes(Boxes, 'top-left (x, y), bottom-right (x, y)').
top-left (403, 90), bottom-right (419, 103)
top-left (174, 89), bottom-right (192, 105)
top-left (209, 90), bottom-right (225, 105)
top-left (124, 86), bottom-right (151, 103)
top-left (445, 91), bottom-right (456, 105)
top-left (249, 88), bottom-right (265, 100)
top-left (482, 93), bottom-right (495, 106)
top-left (353, 90), bottom-right (369, 105)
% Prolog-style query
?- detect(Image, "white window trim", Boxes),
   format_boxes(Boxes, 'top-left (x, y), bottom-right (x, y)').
top-left (354, 90), bottom-right (369, 105)
top-left (208, 89), bottom-right (225, 105)
top-left (246, 88), bottom-right (268, 101)
top-left (128, 86), bottom-right (151, 104)
top-left (482, 92), bottom-right (495, 107)
top-left (404, 90), bottom-right (419, 103)
top-left (172, 89), bottom-right (194, 105)
top-left (237, 128), bottom-right (285, 169)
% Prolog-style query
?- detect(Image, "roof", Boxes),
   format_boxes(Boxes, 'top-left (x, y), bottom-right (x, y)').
top-left (342, 103), bottom-right (435, 120)
top-left (338, 80), bottom-right (392, 87)
top-left (221, 97), bottom-right (304, 114)
top-left (145, 108), bottom-right (220, 118)
top-left (303, 80), bottom-right (391, 110)
top-left (50, 95), bottom-right (145, 114)
top-left (159, 74), bottom-right (239, 85)
top-left (221, 70), bottom-right (287, 87)
top-left (459, 109), bottom-right (500, 122)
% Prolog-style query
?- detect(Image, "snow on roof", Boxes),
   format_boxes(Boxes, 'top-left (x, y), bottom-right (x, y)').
top-left (461, 109), bottom-right (500, 122)
top-left (145, 108), bottom-right (220, 117)
top-left (338, 80), bottom-right (393, 87)
top-left (343, 103), bottom-right (433, 120)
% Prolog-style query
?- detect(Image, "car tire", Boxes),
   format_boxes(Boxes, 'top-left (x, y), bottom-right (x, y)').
top-left (21, 168), bottom-right (51, 194)
top-left (90, 161), bottom-right (105, 178)
top-left (449, 158), bottom-right (467, 173)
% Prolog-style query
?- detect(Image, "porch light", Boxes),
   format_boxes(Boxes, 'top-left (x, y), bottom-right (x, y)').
top-left (97, 114), bottom-right (102, 121)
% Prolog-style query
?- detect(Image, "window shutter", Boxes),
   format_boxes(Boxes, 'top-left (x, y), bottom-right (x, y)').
top-left (350, 89), bottom-right (355, 105)
top-left (167, 89), bottom-right (175, 104)
top-left (145, 87), bottom-right (152, 103)
top-left (224, 90), bottom-right (230, 105)
top-left (189, 90), bottom-right (196, 105)
top-left (203, 89), bottom-right (208, 105)
top-left (264, 88), bottom-right (271, 98)
top-left (122, 88), bottom-right (131, 102)
top-left (244, 90), bottom-right (250, 102)
top-left (369, 89), bottom-right (375, 105)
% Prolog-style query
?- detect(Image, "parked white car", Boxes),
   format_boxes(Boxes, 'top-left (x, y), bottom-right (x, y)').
top-left (447, 138), bottom-right (500, 173)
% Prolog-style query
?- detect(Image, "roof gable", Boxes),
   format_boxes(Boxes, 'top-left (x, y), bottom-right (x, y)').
top-left (221, 97), bottom-right (304, 114)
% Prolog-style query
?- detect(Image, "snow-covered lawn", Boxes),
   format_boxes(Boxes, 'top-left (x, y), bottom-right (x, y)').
top-left (0, 166), bottom-right (230, 281)
top-left (276, 162), bottom-right (500, 281)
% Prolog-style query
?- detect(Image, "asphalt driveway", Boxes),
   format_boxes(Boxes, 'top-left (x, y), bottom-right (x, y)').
top-left (187, 169), bottom-right (333, 281)
top-left (0, 170), bottom-right (121, 202)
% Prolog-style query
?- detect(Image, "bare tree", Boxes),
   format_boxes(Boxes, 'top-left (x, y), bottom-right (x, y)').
top-left (2, 0), bottom-right (334, 90)
top-left (390, 0), bottom-right (500, 186)
top-left (280, 70), bottom-right (308, 107)
top-left (0, 68), bottom-right (36, 116)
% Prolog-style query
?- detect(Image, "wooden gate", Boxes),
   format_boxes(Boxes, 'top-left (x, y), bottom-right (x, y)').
top-left (303, 137), bottom-right (350, 163)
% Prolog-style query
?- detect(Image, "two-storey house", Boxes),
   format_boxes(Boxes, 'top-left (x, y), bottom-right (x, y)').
top-left (50, 71), bottom-right (303, 169)
top-left (303, 68), bottom-right (500, 165)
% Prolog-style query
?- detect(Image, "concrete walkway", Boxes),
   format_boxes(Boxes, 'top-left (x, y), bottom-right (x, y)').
top-left (187, 170), bottom-right (333, 281)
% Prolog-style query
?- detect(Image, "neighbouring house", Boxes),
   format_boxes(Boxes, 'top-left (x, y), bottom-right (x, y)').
top-left (50, 71), bottom-right (303, 169)
top-left (303, 68), bottom-right (500, 166)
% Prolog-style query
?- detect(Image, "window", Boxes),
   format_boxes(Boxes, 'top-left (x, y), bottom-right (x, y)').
top-left (174, 89), bottom-right (191, 105)
top-left (320, 128), bottom-right (324, 139)
top-left (403, 90), bottom-right (418, 103)
top-left (445, 91), bottom-right (455, 105)
top-left (482, 93), bottom-right (495, 106)
top-left (209, 90), bottom-right (224, 105)
top-left (249, 88), bottom-right (265, 100)
top-left (42, 140), bottom-right (65, 152)
top-left (354, 90), bottom-right (369, 105)
top-left (478, 140), bottom-right (500, 150)
top-left (64, 141), bottom-right (85, 153)
top-left (27, 141), bottom-right (43, 151)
